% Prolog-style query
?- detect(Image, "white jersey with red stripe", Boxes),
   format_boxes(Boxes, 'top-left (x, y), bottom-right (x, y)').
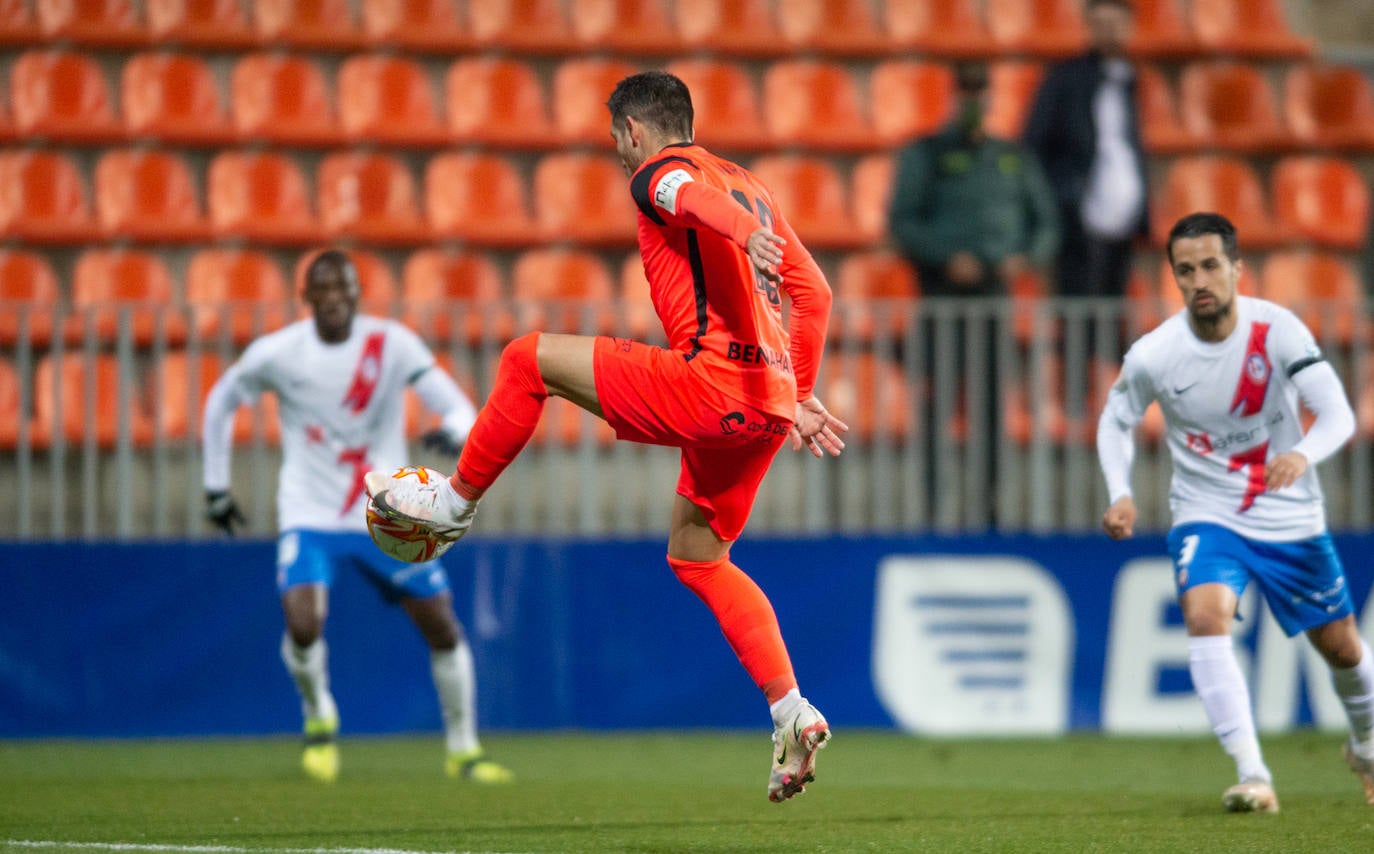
top-left (218, 315), bottom-right (434, 533)
top-left (1105, 296), bottom-right (1330, 541)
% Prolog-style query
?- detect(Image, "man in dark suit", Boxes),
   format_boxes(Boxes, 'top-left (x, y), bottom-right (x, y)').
top-left (1023, 0), bottom-right (1147, 302)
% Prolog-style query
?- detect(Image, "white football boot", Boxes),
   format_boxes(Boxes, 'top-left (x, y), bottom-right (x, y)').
top-left (1343, 740), bottom-right (1374, 805)
top-left (1222, 779), bottom-right (1280, 814)
top-left (768, 702), bottom-right (831, 803)
top-left (364, 470), bottom-right (477, 542)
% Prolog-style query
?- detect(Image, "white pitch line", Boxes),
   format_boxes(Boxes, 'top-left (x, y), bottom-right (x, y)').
top-left (3, 841), bottom-right (526, 854)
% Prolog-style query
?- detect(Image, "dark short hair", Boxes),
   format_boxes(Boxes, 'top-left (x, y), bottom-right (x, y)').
top-left (1166, 212), bottom-right (1239, 264)
top-left (304, 249), bottom-right (359, 290)
top-left (606, 71), bottom-right (693, 140)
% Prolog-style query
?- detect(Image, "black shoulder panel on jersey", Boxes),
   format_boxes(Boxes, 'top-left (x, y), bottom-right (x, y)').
top-left (1286, 355), bottom-right (1325, 378)
top-left (630, 155), bottom-right (697, 226)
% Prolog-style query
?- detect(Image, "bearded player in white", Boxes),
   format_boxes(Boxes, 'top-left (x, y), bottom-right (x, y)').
top-left (201, 250), bottom-right (512, 784)
top-left (1098, 212), bottom-right (1374, 813)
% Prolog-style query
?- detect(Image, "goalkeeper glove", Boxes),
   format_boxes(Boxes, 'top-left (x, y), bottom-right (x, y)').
top-left (205, 490), bottom-right (246, 535)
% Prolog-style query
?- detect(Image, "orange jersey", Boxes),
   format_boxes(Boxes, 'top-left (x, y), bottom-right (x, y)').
top-left (628, 143), bottom-right (832, 420)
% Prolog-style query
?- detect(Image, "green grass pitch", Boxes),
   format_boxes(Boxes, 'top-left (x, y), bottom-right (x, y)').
top-left (3, 731), bottom-right (1373, 853)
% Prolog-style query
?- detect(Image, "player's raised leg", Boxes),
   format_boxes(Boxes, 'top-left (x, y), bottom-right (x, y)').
top-left (1307, 615), bottom-right (1374, 804)
top-left (364, 333), bottom-right (597, 539)
top-left (666, 493), bottom-right (829, 803)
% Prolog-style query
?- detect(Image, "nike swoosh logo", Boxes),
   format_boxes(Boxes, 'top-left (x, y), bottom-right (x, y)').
top-left (776, 743), bottom-right (787, 765)
top-left (1173, 382), bottom-right (1198, 395)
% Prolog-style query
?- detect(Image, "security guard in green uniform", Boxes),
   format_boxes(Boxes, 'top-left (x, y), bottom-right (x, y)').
top-left (888, 63), bottom-right (1060, 297)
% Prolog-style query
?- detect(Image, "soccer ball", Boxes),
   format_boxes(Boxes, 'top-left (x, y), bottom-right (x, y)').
top-left (364, 466), bottom-right (456, 564)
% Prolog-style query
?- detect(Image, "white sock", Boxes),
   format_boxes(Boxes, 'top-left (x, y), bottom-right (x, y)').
top-left (432, 642), bottom-right (480, 755)
top-left (769, 688), bottom-right (803, 729)
top-left (280, 633), bottom-right (337, 724)
top-left (1188, 635), bottom-right (1269, 784)
top-left (1331, 639), bottom-right (1374, 759)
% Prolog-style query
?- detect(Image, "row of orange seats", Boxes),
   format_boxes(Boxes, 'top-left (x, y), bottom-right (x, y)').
top-left (3, 145), bottom-right (1366, 254)
top-left (0, 0), bottom-right (1311, 60)
top-left (12, 49), bottom-right (1370, 154)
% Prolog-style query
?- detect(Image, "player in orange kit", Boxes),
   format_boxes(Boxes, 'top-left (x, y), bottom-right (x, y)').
top-left (365, 71), bottom-right (847, 802)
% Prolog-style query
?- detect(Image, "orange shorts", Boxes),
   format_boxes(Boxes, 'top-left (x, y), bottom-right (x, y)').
top-left (593, 336), bottom-right (791, 541)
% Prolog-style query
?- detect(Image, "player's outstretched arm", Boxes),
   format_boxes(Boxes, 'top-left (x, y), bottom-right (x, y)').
top-left (201, 367), bottom-right (249, 535)
top-left (790, 396), bottom-right (848, 458)
top-left (411, 364), bottom-right (478, 459)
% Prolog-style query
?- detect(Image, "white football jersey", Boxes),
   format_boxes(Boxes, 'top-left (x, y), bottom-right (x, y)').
top-left (216, 316), bottom-right (436, 533)
top-left (1104, 296), bottom-right (1330, 541)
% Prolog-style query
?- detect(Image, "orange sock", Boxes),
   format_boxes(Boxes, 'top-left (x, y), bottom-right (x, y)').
top-left (452, 332), bottom-right (545, 498)
top-left (668, 555), bottom-right (798, 703)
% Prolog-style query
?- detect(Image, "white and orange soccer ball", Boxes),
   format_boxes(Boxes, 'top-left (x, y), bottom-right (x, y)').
top-left (364, 466), bottom-right (456, 564)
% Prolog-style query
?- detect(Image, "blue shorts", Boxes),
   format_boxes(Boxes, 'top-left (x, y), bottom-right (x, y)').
top-left (276, 529), bottom-right (450, 603)
top-left (1167, 522), bottom-right (1353, 637)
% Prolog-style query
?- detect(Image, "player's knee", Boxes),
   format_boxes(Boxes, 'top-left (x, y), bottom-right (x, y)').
top-left (499, 331), bottom-right (541, 378)
top-left (285, 615), bottom-right (323, 647)
top-left (668, 554), bottom-right (729, 590)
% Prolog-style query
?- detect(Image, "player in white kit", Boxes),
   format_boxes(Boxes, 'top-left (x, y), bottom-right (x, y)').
top-left (201, 250), bottom-right (512, 784)
top-left (1098, 213), bottom-right (1374, 813)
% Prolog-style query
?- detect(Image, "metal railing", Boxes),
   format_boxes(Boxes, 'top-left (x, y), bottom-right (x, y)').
top-left (2, 297), bottom-right (1369, 539)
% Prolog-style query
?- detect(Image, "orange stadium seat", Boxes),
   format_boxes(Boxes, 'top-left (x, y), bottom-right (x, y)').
top-left (672, 0), bottom-right (785, 58)
top-left (36, 0), bottom-right (144, 47)
top-left (663, 59), bottom-right (771, 151)
top-left (1178, 61), bottom-right (1289, 152)
top-left (208, 151), bottom-right (322, 245)
top-left (511, 248), bottom-right (615, 335)
top-left (146, 0), bottom-right (256, 48)
top-left (152, 351), bottom-right (281, 445)
top-left (869, 60), bottom-right (955, 146)
top-left (401, 249), bottom-right (509, 345)
top-left (337, 55), bottom-right (446, 146)
top-left (0, 149), bottom-right (99, 243)
top-left (467, 0), bottom-right (575, 54)
top-left (617, 253), bottom-right (658, 341)
top-left (762, 60), bottom-right (872, 152)
top-left (533, 153), bottom-right (638, 246)
top-left (1151, 156), bottom-right (1281, 249)
top-left (984, 0), bottom-right (1087, 59)
top-left (361, 0), bottom-right (469, 50)
top-left (818, 352), bottom-right (913, 443)
top-left (34, 353), bottom-right (154, 448)
top-left (851, 153), bottom-right (894, 245)
top-left (774, 0), bottom-right (891, 57)
top-left (122, 52), bottom-right (233, 144)
top-left (424, 152), bottom-right (535, 247)
top-left (1128, 0), bottom-right (1198, 59)
top-left (1261, 252), bottom-right (1366, 346)
top-left (0, 356), bottom-right (20, 448)
top-left (185, 248), bottom-right (291, 345)
top-left (0, 0), bottom-right (39, 45)
top-left (570, 0), bottom-right (681, 54)
top-left (883, 0), bottom-right (992, 57)
top-left (553, 58), bottom-right (640, 148)
top-left (984, 61), bottom-right (1044, 139)
top-left (11, 49), bottom-right (120, 142)
top-left (0, 249), bottom-right (59, 346)
top-left (446, 57), bottom-right (557, 149)
top-left (1189, 0), bottom-right (1311, 59)
top-left (1284, 64), bottom-right (1374, 151)
top-left (1271, 156), bottom-right (1369, 251)
top-left (252, 0), bottom-right (360, 48)
top-left (94, 148), bottom-right (208, 242)
top-left (1136, 65), bottom-right (1195, 153)
top-left (69, 248), bottom-right (184, 346)
top-left (834, 250), bottom-right (920, 343)
top-left (317, 152), bottom-right (426, 245)
top-left (231, 53), bottom-right (341, 146)
top-left (749, 155), bottom-right (863, 250)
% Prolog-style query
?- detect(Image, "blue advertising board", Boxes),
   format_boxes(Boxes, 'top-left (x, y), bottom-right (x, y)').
top-left (2, 535), bottom-right (1371, 737)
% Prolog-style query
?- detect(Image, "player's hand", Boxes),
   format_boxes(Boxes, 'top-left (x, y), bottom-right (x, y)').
top-left (1265, 451), bottom-right (1308, 492)
top-left (789, 396), bottom-right (848, 458)
top-left (420, 428), bottom-right (463, 457)
top-left (745, 227), bottom-right (785, 283)
top-left (205, 490), bottom-right (246, 536)
top-left (1102, 496), bottom-right (1137, 540)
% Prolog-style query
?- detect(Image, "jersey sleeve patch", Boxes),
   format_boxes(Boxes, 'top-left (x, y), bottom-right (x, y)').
top-left (652, 169), bottom-right (693, 216)
top-left (630, 155), bottom-right (697, 225)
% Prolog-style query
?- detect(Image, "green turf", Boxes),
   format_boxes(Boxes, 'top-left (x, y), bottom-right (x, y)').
top-left (2, 731), bottom-right (1372, 853)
